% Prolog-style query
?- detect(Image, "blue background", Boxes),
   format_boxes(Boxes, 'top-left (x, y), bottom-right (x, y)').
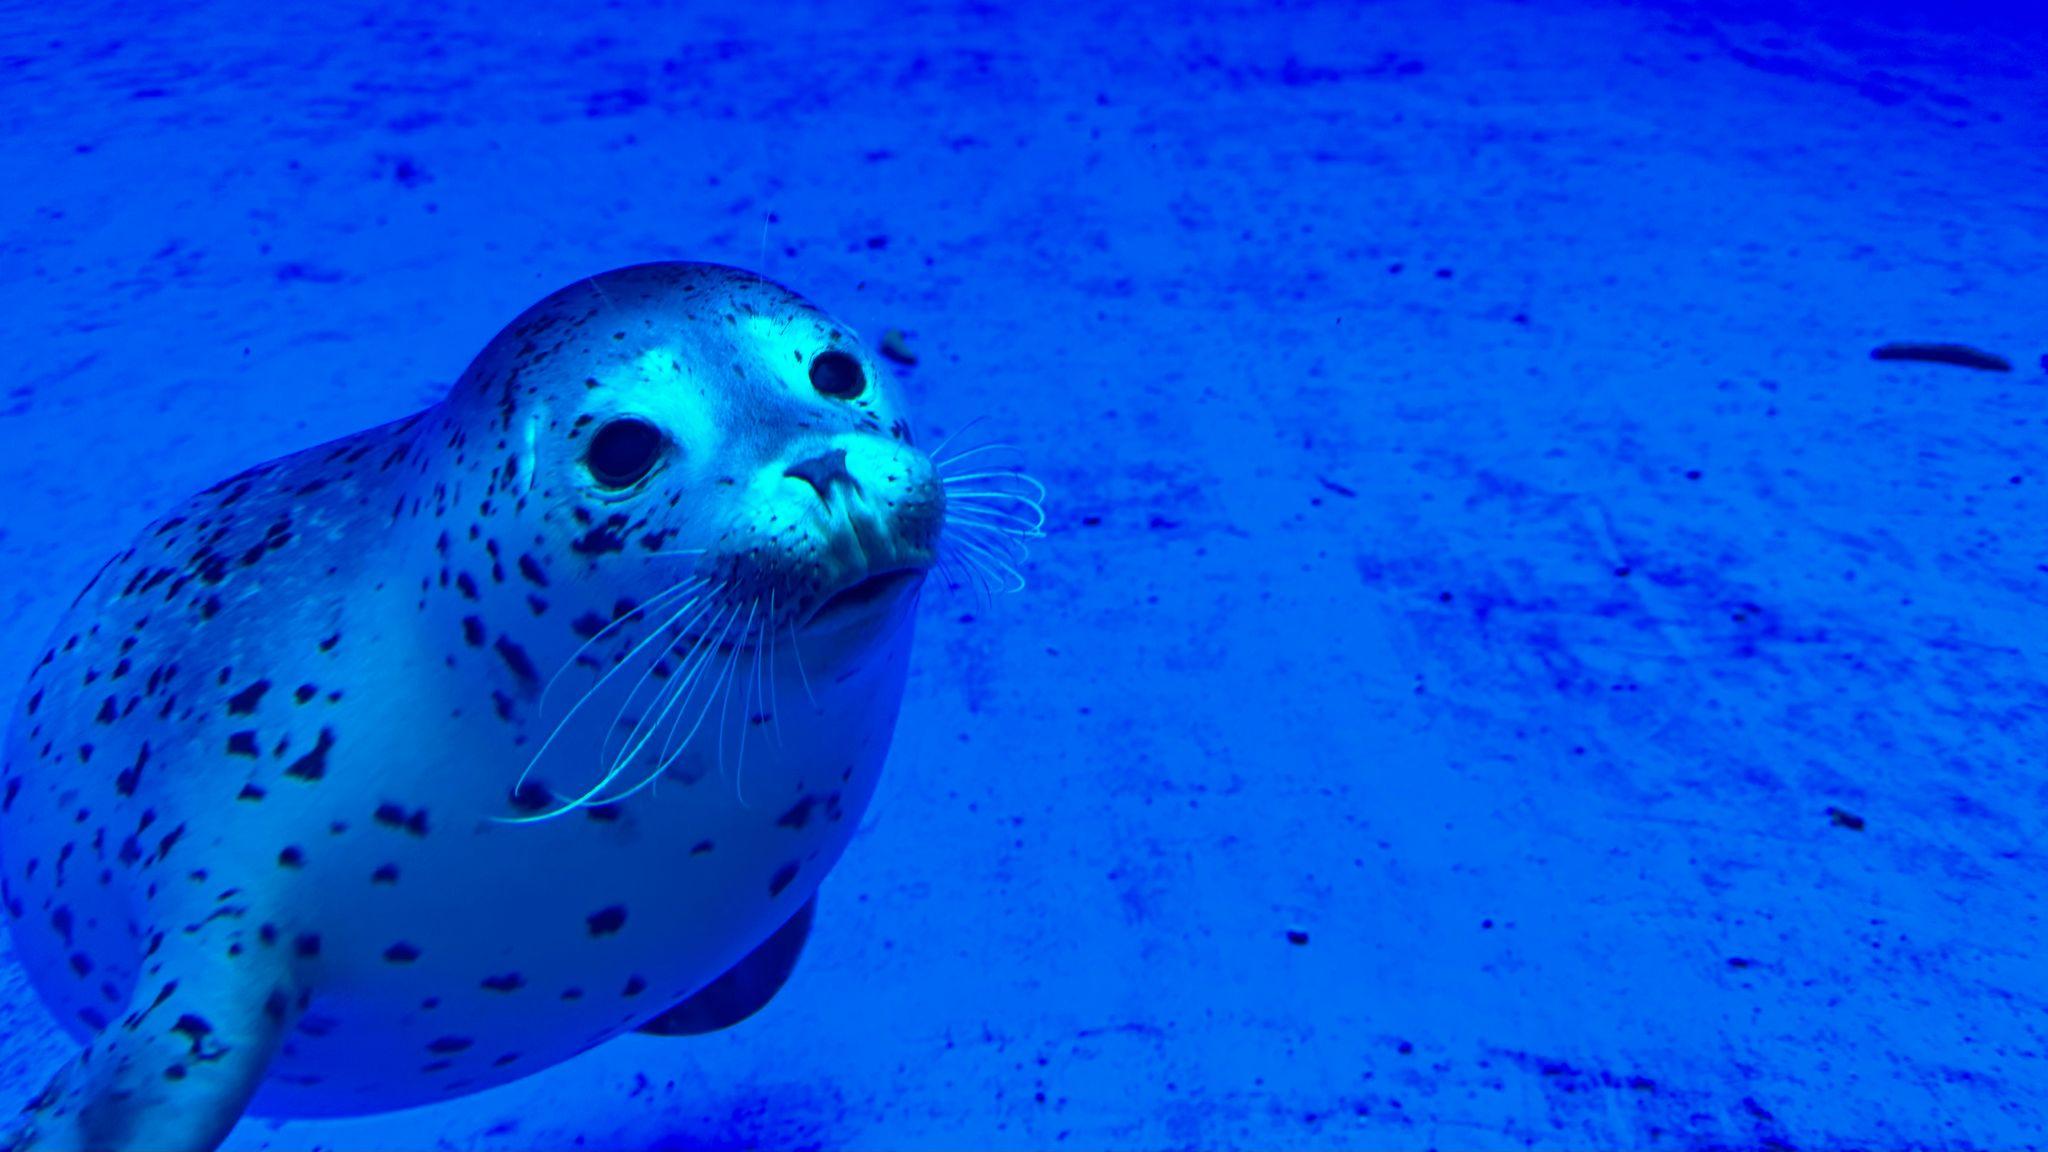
top-left (1, 0), bottom-right (2044, 1147)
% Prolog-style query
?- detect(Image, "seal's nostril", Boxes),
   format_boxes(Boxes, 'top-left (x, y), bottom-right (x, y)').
top-left (785, 449), bottom-right (851, 501)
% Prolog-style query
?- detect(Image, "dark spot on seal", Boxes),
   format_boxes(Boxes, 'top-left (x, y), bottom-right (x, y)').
top-left (518, 554), bottom-right (549, 587)
top-left (277, 847), bottom-right (304, 869)
top-left (1827, 806), bottom-right (1866, 831)
top-left (428, 1035), bottom-right (473, 1054)
top-left (507, 781), bottom-right (552, 813)
top-left (690, 839), bottom-right (714, 855)
top-left (462, 617), bottom-right (486, 647)
top-left (238, 783), bottom-right (266, 802)
top-left (571, 612), bottom-right (609, 639)
top-left (170, 1013), bottom-right (213, 1046)
top-left (68, 952), bottom-right (92, 976)
top-left (481, 972), bottom-right (525, 992)
top-left (374, 803), bottom-right (430, 836)
top-left (372, 863), bottom-right (400, 884)
top-left (116, 744), bottom-right (152, 797)
top-left (226, 731), bottom-right (259, 758)
top-left (285, 728), bottom-right (336, 781)
top-left (622, 974), bottom-right (647, 997)
top-left (384, 942), bottom-right (421, 963)
top-left (777, 796), bottom-right (816, 830)
top-left (226, 680), bottom-right (270, 716)
top-left (570, 513), bottom-right (632, 556)
top-left (769, 861), bottom-right (799, 897)
top-left (586, 905), bottom-right (627, 936)
top-left (494, 636), bottom-right (538, 684)
top-left (294, 683), bottom-right (318, 705)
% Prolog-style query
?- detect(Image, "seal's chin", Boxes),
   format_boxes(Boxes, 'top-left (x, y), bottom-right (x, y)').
top-left (801, 567), bottom-right (927, 633)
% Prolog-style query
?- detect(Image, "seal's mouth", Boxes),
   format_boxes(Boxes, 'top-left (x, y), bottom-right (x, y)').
top-left (803, 568), bottom-right (926, 630)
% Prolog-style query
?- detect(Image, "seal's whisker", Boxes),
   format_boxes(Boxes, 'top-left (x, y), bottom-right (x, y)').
top-left (641, 548), bottom-right (708, 559)
top-left (580, 600), bottom-right (737, 810)
top-left (937, 498), bottom-right (1040, 532)
top-left (733, 609), bottom-right (762, 807)
top-left (539, 577), bottom-right (705, 717)
top-left (623, 603), bottom-right (751, 802)
top-left (923, 415), bottom-right (990, 464)
top-left (942, 463), bottom-right (1044, 490)
top-left (737, 612), bottom-right (771, 807)
top-left (647, 614), bottom-right (745, 795)
top-left (950, 504), bottom-right (1039, 543)
top-left (950, 517), bottom-right (1030, 564)
top-left (597, 590), bottom-right (725, 775)
top-left (712, 600), bottom-right (758, 790)
top-left (932, 441), bottom-right (1021, 472)
top-left (787, 618), bottom-right (817, 707)
top-left (623, 601), bottom-right (742, 788)
top-left (948, 531), bottom-right (1027, 595)
top-left (609, 623), bottom-right (719, 793)
top-left (950, 523), bottom-right (1033, 569)
top-left (945, 501), bottom-right (1046, 540)
top-left (593, 600), bottom-right (746, 810)
top-left (943, 538), bottom-right (1001, 610)
top-left (942, 483), bottom-right (1046, 509)
top-left (634, 610), bottom-right (724, 770)
top-left (934, 468), bottom-right (1043, 488)
top-left (764, 592), bottom-right (785, 747)
top-left (514, 585), bottom-right (715, 801)
top-left (943, 478), bottom-right (1046, 505)
top-left (947, 505), bottom-right (1046, 540)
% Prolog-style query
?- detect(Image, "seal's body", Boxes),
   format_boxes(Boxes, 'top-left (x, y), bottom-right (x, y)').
top-left (0, 264), bottom-right (994, 1150)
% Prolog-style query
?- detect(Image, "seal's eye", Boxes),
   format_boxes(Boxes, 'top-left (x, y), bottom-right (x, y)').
top-left (809, 350), bottom-right (866, 400)
top-left (585, 417), bottom-right (664, 489)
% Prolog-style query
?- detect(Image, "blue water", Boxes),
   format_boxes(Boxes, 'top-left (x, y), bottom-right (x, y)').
top-left (2, 0), bottom-right (2044, 1147)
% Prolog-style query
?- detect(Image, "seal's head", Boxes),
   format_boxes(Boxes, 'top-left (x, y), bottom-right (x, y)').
top-left (428, 262), bottom-right (1041, 817)
top-left (450, 262), bottom-right (941, 644)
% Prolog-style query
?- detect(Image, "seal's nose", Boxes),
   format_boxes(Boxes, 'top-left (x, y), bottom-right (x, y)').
top-left (785, 448), bottom-right (853, 502)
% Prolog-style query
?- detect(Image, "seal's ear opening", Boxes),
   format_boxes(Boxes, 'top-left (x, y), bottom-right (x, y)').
top-left (809, 350), bottom-right (866, 400)
top-left (586, 417), bottom-right (665, 488)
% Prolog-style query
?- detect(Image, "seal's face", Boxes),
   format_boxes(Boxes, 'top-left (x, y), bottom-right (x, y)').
top-left (557, 300), bottom-right (942, 640)
top-left (434, 263), bottom-right (989, 818)
top-left (473, 264), bottom-right (943, 646)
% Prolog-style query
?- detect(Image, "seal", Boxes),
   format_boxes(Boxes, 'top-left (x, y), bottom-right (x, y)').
top-left (0, 262), bottom-right (1043, 1151)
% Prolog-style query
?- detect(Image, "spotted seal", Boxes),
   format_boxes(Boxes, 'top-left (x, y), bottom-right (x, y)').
top-left (0, 262), bottom-right (1043, 1150)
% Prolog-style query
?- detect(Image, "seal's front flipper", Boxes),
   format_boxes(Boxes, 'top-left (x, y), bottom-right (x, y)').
top-left (638, 895), bottom-right (817, 1037)
top-left (7, 946), bottom-right (300, 1152)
